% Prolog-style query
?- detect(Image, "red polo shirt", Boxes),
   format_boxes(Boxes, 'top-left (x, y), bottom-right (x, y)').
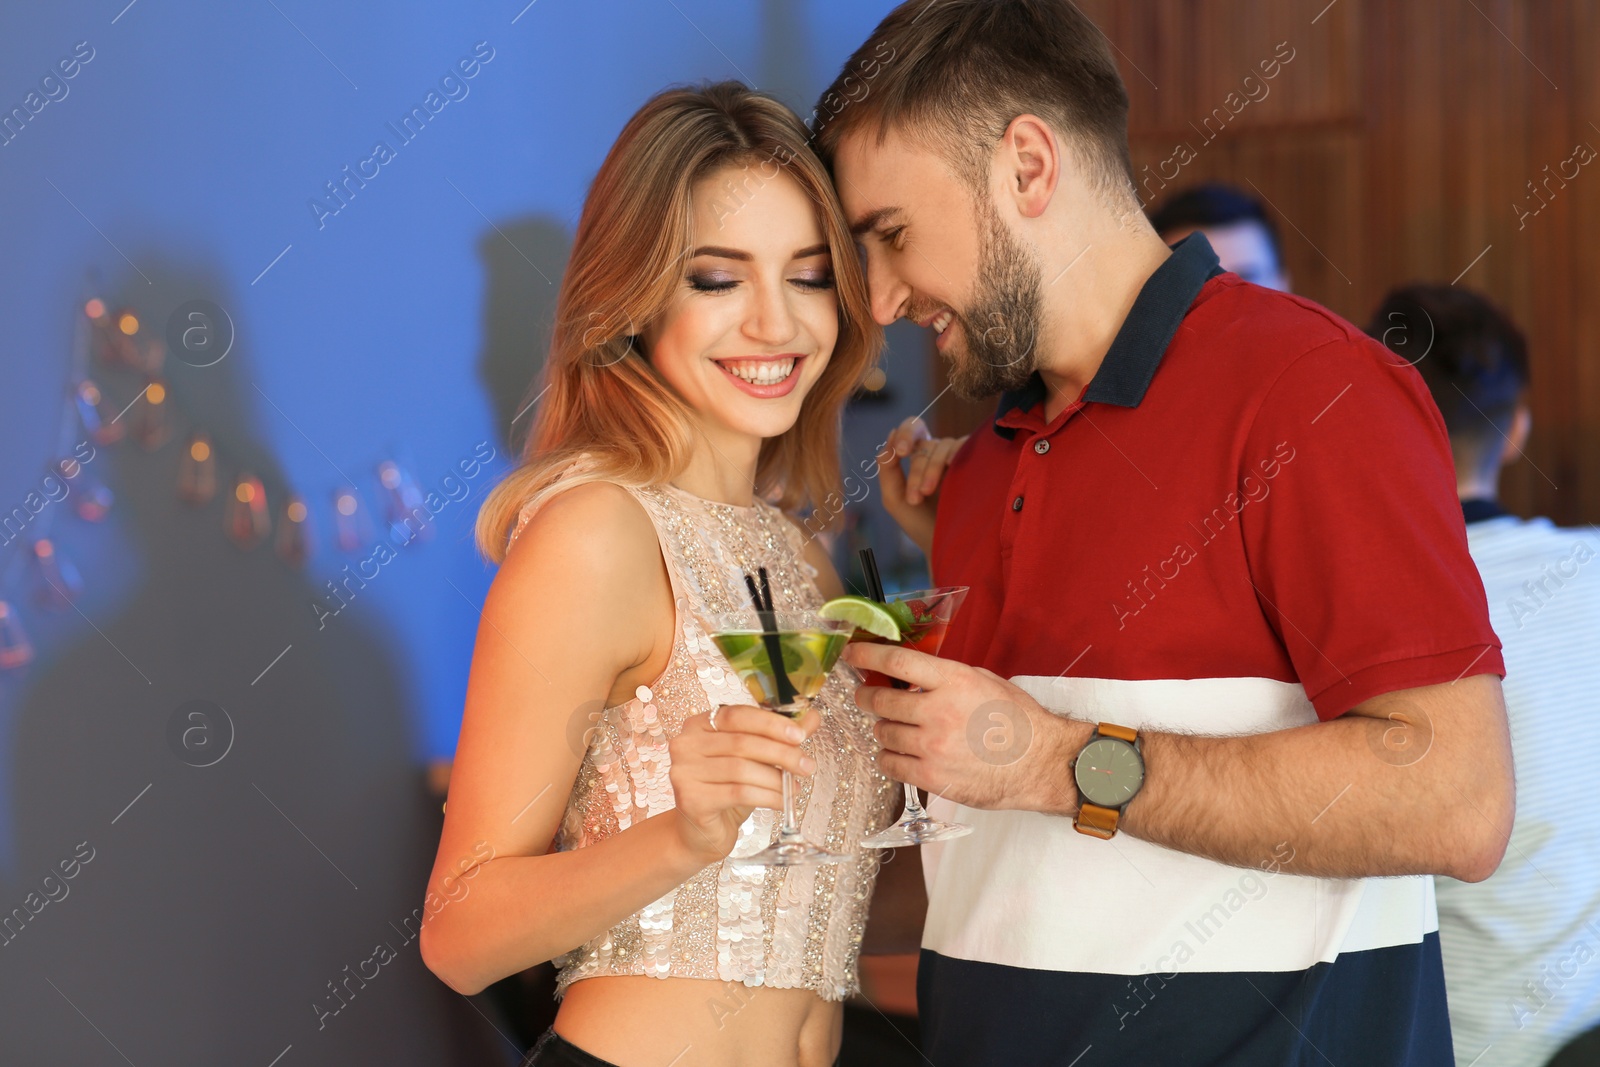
top-left (914, 233), bottom-right (1505, 1067)
top-left (932, 234), bottom-right (1503, 719)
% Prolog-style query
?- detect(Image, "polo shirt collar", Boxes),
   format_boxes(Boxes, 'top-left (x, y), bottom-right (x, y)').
top-left (1461, 497), bottom-right (1509, 524)
top-left (994, 232), bottom-right (1222, 434)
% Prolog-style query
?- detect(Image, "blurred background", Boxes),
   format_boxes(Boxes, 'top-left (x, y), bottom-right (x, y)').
top-left (0, 1), bottom-right (1595, 1064)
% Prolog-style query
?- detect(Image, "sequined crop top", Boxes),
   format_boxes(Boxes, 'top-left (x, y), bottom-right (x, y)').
top-left (508, 458), bottom-right (899, 1002)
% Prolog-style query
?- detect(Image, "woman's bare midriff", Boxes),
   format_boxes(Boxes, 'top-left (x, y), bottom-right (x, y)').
top-left (553, 974), bottom-right (842, 1067)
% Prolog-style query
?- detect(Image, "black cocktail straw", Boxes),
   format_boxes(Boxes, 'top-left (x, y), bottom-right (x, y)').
top-left (858, 548), bottom-right (885, 602)
top-left (744, 569), bottom-right (795, 706)
top-left (858, 548), bottom-right (910, 689)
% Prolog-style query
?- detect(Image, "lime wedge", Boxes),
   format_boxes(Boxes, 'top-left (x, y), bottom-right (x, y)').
top-left (819, 596), bottom-right (901, 641)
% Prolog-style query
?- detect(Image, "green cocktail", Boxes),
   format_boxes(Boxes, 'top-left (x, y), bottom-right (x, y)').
top-left (708, 611), bottom-right (855, 866)
top-left (711, 628), bottom-right (850, 712)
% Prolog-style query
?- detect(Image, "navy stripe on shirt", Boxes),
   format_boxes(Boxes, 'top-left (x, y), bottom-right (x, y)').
top-left (916, 933), bottom-right (1454, 1067)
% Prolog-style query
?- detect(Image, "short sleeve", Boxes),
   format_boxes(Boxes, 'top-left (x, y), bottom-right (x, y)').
top-left (1238, 335), bottom-right (1504, 720)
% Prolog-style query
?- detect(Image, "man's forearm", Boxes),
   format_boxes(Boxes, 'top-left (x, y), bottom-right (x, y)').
top-left (1023, 674), bottom-right (1514, 882)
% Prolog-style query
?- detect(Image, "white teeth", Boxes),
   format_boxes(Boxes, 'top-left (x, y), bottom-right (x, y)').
top-left (723, 358), bottom-right (795, 385)
top-left (931, 310), bottom-right (954, 334)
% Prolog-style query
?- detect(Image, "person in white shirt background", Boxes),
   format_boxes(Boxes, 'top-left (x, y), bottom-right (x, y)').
top-left (1369, 283), bottom-right (1600, 1067)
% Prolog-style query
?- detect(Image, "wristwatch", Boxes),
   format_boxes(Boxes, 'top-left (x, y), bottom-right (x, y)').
top-left (1072, 722), bottom-right (1145, 839)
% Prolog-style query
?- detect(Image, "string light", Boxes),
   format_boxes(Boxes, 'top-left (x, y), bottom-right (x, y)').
top-left (0, 601), bottom-right (33, 670)
top-left (276, 495), bottom-right (312, 568)
top-left (378, 460), bottom-right (430, 543)
top-left (333, 488), bottom-right (366, 551)
top-left (68, 464), bottom-right (113, 522)
top-left (132, 378), bottom-right (172, 450)
top-left (30, 538), bottom-right (83, 609)
top-left (226, 473), bottom-right (269, 549)
top-left (75, 379), bottom-right (125, 446)
top-left (3, 281), bottom-right (453, 671)
top-left (178, 433), bottom-right (217, 504)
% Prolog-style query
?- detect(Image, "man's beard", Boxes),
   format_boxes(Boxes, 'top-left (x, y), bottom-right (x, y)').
top-left (945, 199), bottom-right (1046, 400)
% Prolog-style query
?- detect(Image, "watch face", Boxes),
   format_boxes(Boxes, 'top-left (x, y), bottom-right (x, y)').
top-left (1075, 737), bottom-right (1144, 807)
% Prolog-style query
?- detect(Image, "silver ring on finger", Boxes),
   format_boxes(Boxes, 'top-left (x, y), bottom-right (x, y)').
top-left (708, 706), bottom-right (720, 732)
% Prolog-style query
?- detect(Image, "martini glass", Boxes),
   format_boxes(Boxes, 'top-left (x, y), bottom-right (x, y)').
top-left (709, 610), bottom-right (856, 866)
top-left (857, 586), bottom-right (975, 848)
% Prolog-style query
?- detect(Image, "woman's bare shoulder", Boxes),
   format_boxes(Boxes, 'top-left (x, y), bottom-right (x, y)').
top-left (494, 481), bottom-right (664, 622)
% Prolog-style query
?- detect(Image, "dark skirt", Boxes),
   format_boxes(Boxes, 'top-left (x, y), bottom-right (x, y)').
top-left (520, 1027), bottom-right (624, 1067)
top-left (519, 1022), bottom-right (847, 1066)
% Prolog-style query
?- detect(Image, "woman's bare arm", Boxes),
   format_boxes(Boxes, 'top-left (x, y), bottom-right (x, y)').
top-left (419, 483), bottom-right (816, 994)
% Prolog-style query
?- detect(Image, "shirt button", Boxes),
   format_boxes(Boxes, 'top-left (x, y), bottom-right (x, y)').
top-left (1033, 439), bottom-right (1050, 455)
top-left (1012, 496), bottom-right (1024, 512)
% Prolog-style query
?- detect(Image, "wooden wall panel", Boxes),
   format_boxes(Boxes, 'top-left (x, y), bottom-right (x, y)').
top-left (1077, 0), bottom-right (1359, 132)
top-left (1359, 0), bottom-right (1591, 524)
top-left (1569, 0), bottom-right (1600, 527)
top-left (1129, 128), bottom-right (1365, 315)
top-left (934, 0), bottom-right (1600, 525)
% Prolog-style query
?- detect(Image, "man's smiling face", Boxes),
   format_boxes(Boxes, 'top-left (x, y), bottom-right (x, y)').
top-left (832, 122), bottom-right (1045, 399)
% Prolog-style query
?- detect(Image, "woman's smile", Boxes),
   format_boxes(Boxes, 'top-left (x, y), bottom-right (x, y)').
top-left (713, 354), bottom-right (807, 398)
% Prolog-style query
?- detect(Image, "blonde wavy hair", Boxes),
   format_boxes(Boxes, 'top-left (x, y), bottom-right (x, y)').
top-left (475, 80), bottom-right (883, 562)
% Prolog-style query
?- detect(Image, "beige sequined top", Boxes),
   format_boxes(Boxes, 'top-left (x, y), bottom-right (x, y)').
top-left (508, 457), bottom-right (899, 1002)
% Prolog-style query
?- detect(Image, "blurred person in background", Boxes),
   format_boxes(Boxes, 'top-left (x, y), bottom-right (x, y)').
top-left (1150, 181), bottom-right (1291, 291)
top-left (1369, 284), bottom-right (1600, 1067)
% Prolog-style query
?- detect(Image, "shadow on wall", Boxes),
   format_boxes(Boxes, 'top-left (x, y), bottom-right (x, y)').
top-left (0, 258), bottom-right (508, 1065)
top-left (475, 218), bottom-right (571, 459)
top-left (461, 215), bottom-right (577, 1051)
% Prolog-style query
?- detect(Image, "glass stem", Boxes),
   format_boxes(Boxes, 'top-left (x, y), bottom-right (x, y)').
top-left (779, 770), bottom-right (799, 837)
top-left (774, 697), bottom-right (808, 838)
top-left (900, 781), bottom-right (925, 822)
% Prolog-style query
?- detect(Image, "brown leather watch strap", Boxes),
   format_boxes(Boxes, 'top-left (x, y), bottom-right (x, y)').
top-left (1099, 722), bottom-right (1137, 743)
top-left (1074, 802), bottom-right (1120, 839)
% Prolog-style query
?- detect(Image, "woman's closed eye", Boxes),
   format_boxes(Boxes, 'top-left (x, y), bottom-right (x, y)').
top-left (791, 270), bottom-right (835, 291)
top-left (687, 271), bottom-right (738, 292)
top-left (687, 271), bottom-right (835, 293)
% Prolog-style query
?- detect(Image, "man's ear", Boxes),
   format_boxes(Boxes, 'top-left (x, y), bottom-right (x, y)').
top-left (1500, 404), bottom-right (1532, 465)
top-left (1001, 114), bottom-right (1060, 219)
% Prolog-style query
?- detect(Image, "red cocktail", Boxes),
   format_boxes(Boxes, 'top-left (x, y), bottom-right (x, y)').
top-left (852, 586), bottom-right (967, 687)
top-left (853, 586), bottom-right (975, 848)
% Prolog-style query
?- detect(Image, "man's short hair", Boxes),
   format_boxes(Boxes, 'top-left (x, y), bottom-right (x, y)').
top-left (1366, 284), bottom-right (1529, 449)
top-left (1149, 182), bottom-right (1283, 263)
top-left (809, 0), bottom-right (1133, 200)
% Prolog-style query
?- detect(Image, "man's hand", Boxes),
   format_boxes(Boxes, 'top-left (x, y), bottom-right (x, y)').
top-left (876, 417), bottom-right (967, 559)
top-left (845, 639), bottom-right (1514, 883)
top-left (842, 641), bottom-right (1092, 814)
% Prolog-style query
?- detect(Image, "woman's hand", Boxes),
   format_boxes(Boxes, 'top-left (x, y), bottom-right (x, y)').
top-left (667, 703), bottom-right (822, 864)
top-left (877, 416), bottom-right (968, 559)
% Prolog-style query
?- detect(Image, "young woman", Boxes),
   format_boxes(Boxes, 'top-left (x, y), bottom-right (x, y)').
top-left (419, 82), bottom-right (898, 1067)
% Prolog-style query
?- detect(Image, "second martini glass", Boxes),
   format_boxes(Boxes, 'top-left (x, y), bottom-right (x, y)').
top-left (857, 586), bottom-right (975, 848)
